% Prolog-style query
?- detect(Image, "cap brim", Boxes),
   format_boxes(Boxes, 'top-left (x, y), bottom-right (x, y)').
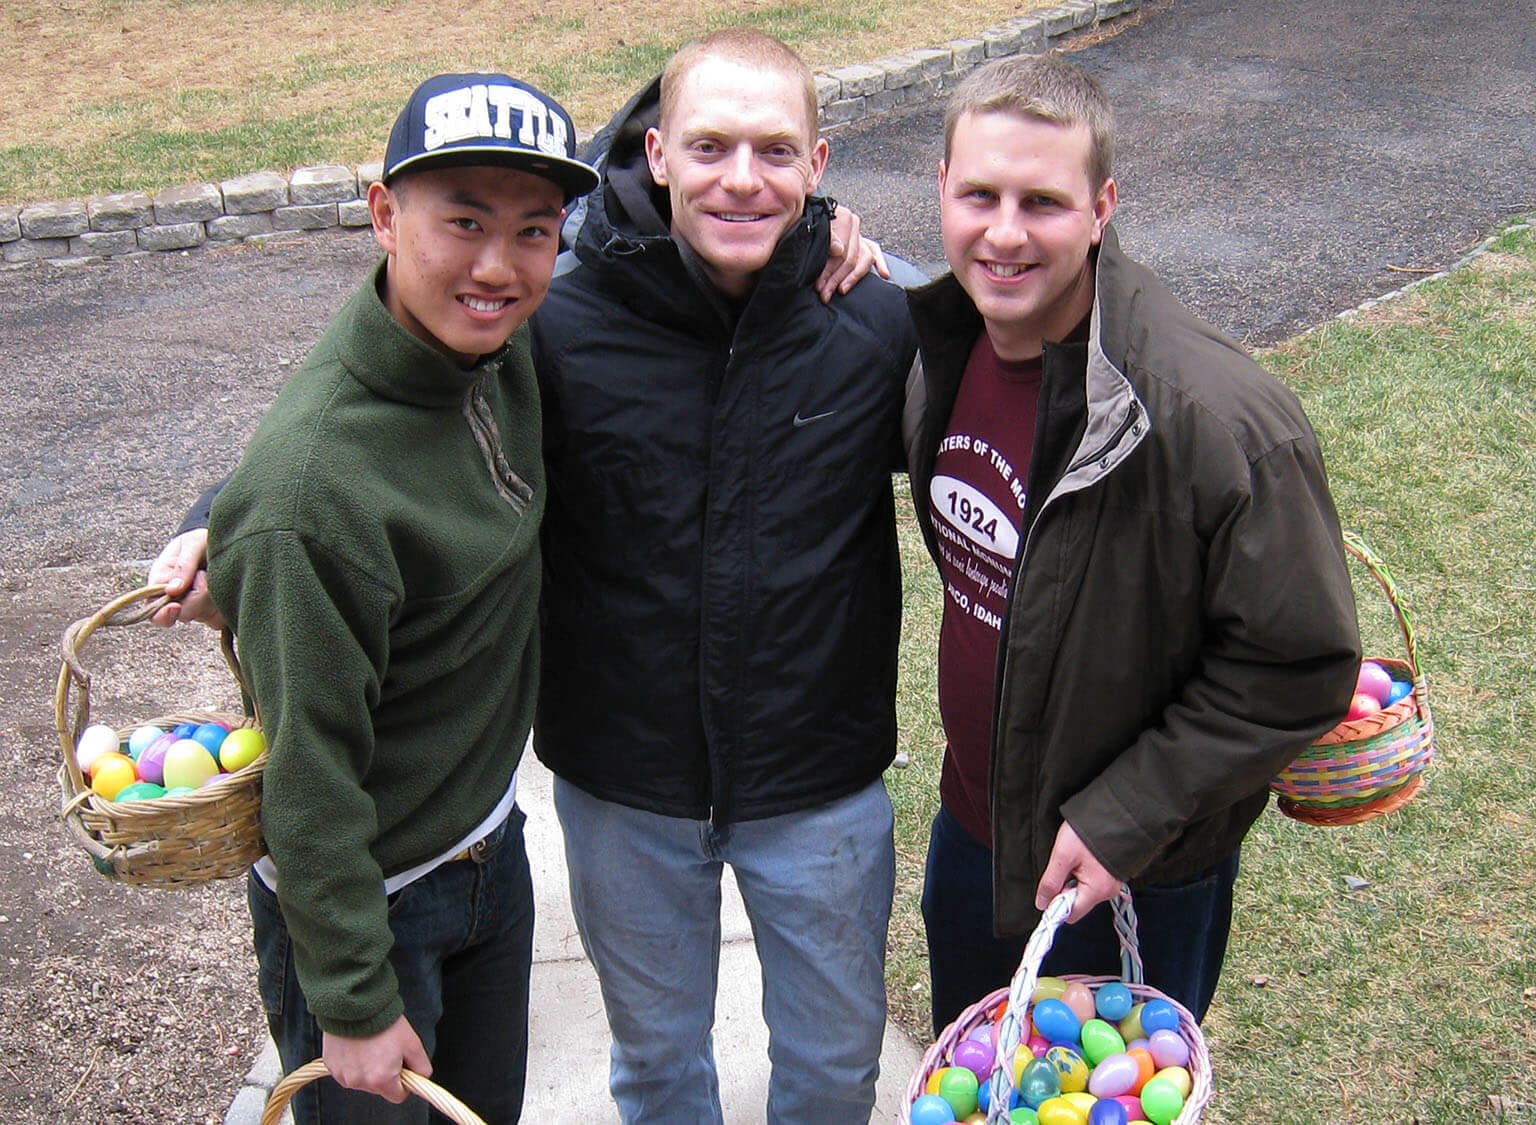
top-left (384, 145), bottom-right (600, 203)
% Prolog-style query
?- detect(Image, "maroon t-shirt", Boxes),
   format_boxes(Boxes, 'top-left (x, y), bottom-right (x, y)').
top-left (929, 332), bottom-right (1042, 845)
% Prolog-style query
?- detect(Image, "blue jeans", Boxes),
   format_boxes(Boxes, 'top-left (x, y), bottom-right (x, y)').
top-left (249, 808), bottom-right (534, 1124)
top-left (922, 805), bottom-right (1237, 1035)
top-left (554, 778), bottom-right (895, 1125)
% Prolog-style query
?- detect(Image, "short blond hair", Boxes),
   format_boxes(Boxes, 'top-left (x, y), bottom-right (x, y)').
top-left (659, 29), bottom-right (819, 144)
top-left (944, 53), bottom-right (1115, 191)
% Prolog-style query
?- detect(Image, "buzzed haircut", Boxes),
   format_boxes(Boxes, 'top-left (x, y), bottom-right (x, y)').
top-left (659, 28), bottom-right (820, 145)
top-left (944, 53), bottom-right (1115, 191)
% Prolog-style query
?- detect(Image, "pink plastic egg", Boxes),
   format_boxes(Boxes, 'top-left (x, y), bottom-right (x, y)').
top-left (1356, 660), bottom-right (1394, 706)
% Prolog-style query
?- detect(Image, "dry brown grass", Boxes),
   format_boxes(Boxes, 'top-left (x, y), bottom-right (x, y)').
top-left (3, 0), bottom-right (1089, 203)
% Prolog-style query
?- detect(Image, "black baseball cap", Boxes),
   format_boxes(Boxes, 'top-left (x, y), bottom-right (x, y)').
top-left (383, 73), bottom-right (599, 203)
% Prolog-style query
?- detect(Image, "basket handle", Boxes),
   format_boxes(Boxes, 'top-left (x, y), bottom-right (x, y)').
top-left (1341, 530), bottom-right (1432, 723)
top-left (54, 583), bottom-right (257, 794)
top-left (259, 1059), bottom-right (488, 1125)
top-left (987, 885), bottom-right (1139, 1120)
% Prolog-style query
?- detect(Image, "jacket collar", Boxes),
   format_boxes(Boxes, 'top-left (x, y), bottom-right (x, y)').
top-left (332, 258), bottom-right (506, 408)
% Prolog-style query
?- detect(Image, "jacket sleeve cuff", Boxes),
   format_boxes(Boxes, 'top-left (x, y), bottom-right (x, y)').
top-left (313, 995), bottom-right (407, 1041)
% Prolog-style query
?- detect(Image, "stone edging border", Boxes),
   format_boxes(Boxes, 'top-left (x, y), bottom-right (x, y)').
top-left (0, 0), bottom-right (1142, 267)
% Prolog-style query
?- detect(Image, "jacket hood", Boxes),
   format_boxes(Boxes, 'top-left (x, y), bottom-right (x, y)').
top-left (563, 75), bottom-right (669, 255)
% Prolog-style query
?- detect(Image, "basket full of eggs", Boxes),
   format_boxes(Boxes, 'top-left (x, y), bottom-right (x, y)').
top-left (901, 888), bottom-right (1211, 1125)
top-left (1270, 531), bottom-right (1435, 826)
top-left (55, 584), bottom-right (268, 887)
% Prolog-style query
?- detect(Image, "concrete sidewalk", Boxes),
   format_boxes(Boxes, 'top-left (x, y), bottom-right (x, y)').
top-left (223, 751), bottom-right (925, 1123)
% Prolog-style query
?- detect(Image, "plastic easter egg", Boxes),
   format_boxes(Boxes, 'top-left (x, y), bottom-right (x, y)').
top-left (1028, 1032), bottom-right (1050, 1057)
top-left (1030, 999), bottom-right (1081, 1046)
top-left (927, 1067), bottom-right (947, 1096)
top-left (164, 786), bottom-right (198, 796)
top-left (114, 781), bottom-right (167, 802)
top-left (1356, 660), bottom-right (1394, 706)
top-left (1387, 679), bottom-right (1413, 705)
top-left (967, 1022), bottom-right (996, 1045)
top-left (91, 754), bottom-right (138, 801)
top-left (1010, 1108), bottom-right (1040, 1125)
top-left (1146, 1029), bottom-right (1189, 1070)
top-left (218, 727), bottom-right (266, 771)
top-left (1018, 1056), bottom-right (1062, 1109)
top-left (171, 722), bottom-right (199, 739)
top-left (1089, 1098), bottom-right (1129, 1125)
top-left (1087, 1052), bottom-right (1139, 1098)
top-left (1032, 976), bottom-right (1069, 1004)
top-left (76, 724), bottom-right (121, 774)
top-left (127, 724), bottom-right (165, 759)
top-left (162, 738), bottom-right (220, 790)
top-left (1125, 1046), bottom-right (1156, 1093)
top-left (1044, 1045), bottom-right (1089, 1093)
top-left (1080, 1018), bottom-right (1126, 1065)
top-left (1063, 1092), bottom-right (1098, 1114)
top-left (1137, 999), bottom-right (1179, 1036)
top-left (1094, 981), bottom-right (1134, 1023)
top-left (910, 1093), bottom-right (959, 1125)
top-left (190, 721), bottom-right (229, 755)
top-left (963, 1114), bottom-right (987, 1124)
top-left (135, 732), bottom-right (178, 787)
top-left (1035, 1095), bottom-right (1086, 1125)
top-left (976, 1075), bottom-right (992, 1113)
top-left (1113, 1094), bottom-right (1147, 1121)
top-left (1344, 692), bottom-right (1380, 721)
top-left (938, 1064), bottom-right (980, 1118)
top-left (1138, 1075), bottom-right (1184, 1125)
top-left (1156, 1066), bottom-right (1192, 1099)
top-left (1117, 1004), bottom-right (1146, 1043)
top-left (1061, 981), bottom-right (1096, 1026)
top-left (953, 1037), bottom-right (995, 1080)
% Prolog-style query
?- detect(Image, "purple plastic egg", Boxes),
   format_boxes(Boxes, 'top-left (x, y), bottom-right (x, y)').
top-left (1146, 1028), bottom-right (1191, 1070)
top-left (1088, 1052), bottom-right (1140, 1099)
top-left (952, 1037), bottom-right (995, 1080)
top-left (135, 732), bottom-right (178, 787)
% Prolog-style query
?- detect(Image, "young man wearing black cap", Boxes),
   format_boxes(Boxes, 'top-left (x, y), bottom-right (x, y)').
top-left (203, 73), bottom-right (597, 1124)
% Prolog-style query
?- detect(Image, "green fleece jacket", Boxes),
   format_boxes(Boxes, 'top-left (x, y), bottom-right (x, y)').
top-left (208, 260), bottom-right (544, 1037)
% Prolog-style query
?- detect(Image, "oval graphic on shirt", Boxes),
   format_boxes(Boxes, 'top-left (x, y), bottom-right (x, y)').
top-left (929, 474), bottom-right (1021, 558)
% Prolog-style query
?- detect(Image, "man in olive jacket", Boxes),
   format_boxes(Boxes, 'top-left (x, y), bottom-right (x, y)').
top-left (905, 53), bottom-right (1361, 1033)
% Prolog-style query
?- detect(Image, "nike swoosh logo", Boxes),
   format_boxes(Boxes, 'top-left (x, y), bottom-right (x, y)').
top-left (793, 409), bottom-right (838, 428)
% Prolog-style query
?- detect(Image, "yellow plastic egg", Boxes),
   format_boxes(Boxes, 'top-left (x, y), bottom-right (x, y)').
top-left (91, 754), bottom-right (138, 801)
top-left (162, 739), bottom-right (220, 790)
top-left (1035, 1095), bottom-right (1088, 1125)
top-left (218, 727), bottom-right (266, 771)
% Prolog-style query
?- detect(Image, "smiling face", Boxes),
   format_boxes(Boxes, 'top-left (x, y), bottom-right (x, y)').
top-left (939, 109), bottom-right (1117, 361)
top-left (370, 164), bottom-right (565, 367)
top-left (644, 54), bottom-right (829, 297)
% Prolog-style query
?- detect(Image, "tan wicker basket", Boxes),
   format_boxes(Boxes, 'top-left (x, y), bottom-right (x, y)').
top-left (260, 1060), bottom-right (487, 1125)
top-left (55, 584), bottom-right (267, 887)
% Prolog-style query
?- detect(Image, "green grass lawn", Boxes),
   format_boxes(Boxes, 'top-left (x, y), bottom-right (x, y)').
top-left (885, 219), bottom-right (1536, 1123)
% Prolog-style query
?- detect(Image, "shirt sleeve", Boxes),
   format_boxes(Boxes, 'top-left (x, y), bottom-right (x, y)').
top-left (209, 520), bottom-right (406, 1038)
top-left (1061, 434), bottom-right (1362, 880)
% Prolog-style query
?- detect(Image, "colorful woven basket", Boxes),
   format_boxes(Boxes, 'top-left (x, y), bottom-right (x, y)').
top-left (55, 584), bottom-right (267, 887)
top-left (901, 887), bottom-right (1212, 1124)
top-left (1271, 532), bottom-right (1434, 826)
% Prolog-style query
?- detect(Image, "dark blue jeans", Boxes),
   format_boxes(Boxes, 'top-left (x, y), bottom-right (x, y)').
top-left (249, 808), bottom-right (534, 1124)
top-left (921, 805), bottom-right (1237, 1035)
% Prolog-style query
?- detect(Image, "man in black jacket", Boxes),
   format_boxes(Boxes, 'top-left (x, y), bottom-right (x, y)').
top-left (905, 53), bottom-right (1360, 1033)
top-left (531, 31), bottom-right (915, 1124)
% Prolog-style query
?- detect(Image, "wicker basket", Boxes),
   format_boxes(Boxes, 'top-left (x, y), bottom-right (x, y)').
top-left (260, 1060), bottom-right (487, 1125)
top-left (901, 887), bottom-right (1212, 1124)
top-left (55, 584), bottom-right (267, 887)
top-left (1271, 532), bottom-right (1435, 826)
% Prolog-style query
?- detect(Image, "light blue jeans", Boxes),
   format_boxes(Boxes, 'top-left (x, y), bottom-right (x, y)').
top-left (554, 777), bottom-right (895, 1125)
